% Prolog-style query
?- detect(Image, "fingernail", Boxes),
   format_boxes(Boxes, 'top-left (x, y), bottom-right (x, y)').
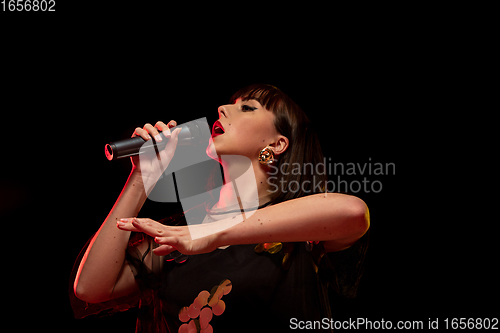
top-left (145, 134), bottom-right (152, 140)
top-left (117, 221), bottom-right (126, 227)
top-left (120, 218), bottom-right (130, 222)
top-left (164, 127), bottom-right (171, 136)
top-left (155, 237), bottom-right (162, 243)
top-left (132, 218), bottom-right (140, 225)
top-left (154, 134), bottom-right (162, 142)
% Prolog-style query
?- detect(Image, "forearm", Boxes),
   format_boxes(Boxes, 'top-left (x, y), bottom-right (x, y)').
top-left (216, 193), bottom-right (369, 248)
top-left (74, 170), bottom-right (148, 301)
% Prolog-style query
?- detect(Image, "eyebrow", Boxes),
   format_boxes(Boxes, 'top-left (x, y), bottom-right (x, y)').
top-left (240, 97), bottom-right (263, 105)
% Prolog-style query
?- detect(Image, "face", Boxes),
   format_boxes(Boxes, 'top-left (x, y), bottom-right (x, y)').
top-left (207, 98), bottom-right (280, 161)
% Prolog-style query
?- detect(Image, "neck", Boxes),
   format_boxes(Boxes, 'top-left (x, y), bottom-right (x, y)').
top-left (216, 155), bottom-right (271, 210)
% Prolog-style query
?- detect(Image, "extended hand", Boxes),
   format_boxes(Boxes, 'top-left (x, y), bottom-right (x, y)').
top-left (117, 218), bottom-right (220, 256)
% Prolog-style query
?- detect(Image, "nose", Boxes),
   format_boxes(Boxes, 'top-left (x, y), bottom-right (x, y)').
top-left (218, 106), bottom-right (228, 118)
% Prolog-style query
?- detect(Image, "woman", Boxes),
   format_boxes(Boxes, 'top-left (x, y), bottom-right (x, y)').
top-left (71, 84), bottom-right (370, 332)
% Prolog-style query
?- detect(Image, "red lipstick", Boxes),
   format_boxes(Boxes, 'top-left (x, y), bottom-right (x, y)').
top-left (212, 120), bottom-right (225, 137)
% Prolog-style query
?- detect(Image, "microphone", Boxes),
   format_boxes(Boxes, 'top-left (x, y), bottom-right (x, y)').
top-left (105, 119), bottom-right (211, 161)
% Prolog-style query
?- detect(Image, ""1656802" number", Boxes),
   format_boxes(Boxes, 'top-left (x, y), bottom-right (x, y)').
top-left (444, 318), bottom-right (498, 330)
top-left (1, 0), bottom-right (56, 11)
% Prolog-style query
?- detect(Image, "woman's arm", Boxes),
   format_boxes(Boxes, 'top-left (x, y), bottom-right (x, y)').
top-left (73, 170), bottom-right (147, 303)
top-left (74, 121), bottom-right (179, 303)
top-left (216, 193), bottom-right (370, 252)
top-left (119, 193), bottom-right (370, 255)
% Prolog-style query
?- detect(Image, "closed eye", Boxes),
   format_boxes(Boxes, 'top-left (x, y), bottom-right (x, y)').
top-left (242, 104), bottom-right (257, 112)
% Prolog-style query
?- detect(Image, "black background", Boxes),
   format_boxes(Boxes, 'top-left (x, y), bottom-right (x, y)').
top-left (1, 5), bottom-right (496, 332)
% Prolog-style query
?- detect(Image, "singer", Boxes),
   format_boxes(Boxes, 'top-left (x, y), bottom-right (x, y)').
top-left (71, 84), bottom-right (370, 332)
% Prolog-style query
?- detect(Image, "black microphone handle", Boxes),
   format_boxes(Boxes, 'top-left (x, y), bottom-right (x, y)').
top-left (105, 121), bottom-right (207, 161)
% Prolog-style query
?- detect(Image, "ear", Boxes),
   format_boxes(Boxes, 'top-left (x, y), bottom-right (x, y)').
top-left (269, 135), bottom-right (289, 157)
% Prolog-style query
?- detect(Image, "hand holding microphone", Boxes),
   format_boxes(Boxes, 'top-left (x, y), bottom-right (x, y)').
top-left (104, 118), bottom-right (211, 187)
top-left (126, 120), bottom-right (181, 179)
top-left (105, 118), bottom-right (210, 161)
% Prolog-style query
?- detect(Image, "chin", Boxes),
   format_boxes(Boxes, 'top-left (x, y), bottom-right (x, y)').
top-left (206, 137), bottom-right (219, 161)
top-left (206, 136), bottom-right (256, 163)
top-left (206, 137), bottom-right (229, 161)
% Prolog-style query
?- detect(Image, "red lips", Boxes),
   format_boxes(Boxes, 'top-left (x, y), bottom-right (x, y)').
top-left (212, 120), bottom-right (225, 137)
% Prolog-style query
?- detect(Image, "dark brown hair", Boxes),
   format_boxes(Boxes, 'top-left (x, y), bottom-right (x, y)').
top-left (230, 84), bottom-right (327, 205)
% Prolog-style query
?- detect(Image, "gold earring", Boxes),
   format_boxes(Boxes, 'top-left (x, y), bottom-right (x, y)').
top-left (258, 146), bottom-right (275, 165)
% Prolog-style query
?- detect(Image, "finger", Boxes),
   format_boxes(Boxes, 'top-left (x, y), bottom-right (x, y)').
top-left (131, 218), bottom-right (168, 237)
top-left (155, 121), bottom-right (171, 139)
top-left (143, 123), bottom-right (162, 142)
top-left (169, 127), bottom-right (182, 143)
top-left (159, 127), bottom-right (181, 159)
top-left (132, 127), bottom-right (152, 140)
top-left (154, 236), bottom-right (182, 256)
top-left (116, 218), bottom-right (140, 232)
top-left (154, 236), bottom-right (179, 246)
top-left (167, 120), bottom-right (177, 128)
top-left (152, 244), bottom-right (176, 256)
top-left (154, 121), bottom-right (171, 136)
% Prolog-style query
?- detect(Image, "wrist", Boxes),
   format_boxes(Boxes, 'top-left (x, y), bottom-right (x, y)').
top-left (129, 168), bottom-right (158, 194)
top-left (213, 221), bottom-right (239, 248)
top-left (212, 230), bottom-right (227, 249)
top-left (129, 168), bottom-right (146, 185)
